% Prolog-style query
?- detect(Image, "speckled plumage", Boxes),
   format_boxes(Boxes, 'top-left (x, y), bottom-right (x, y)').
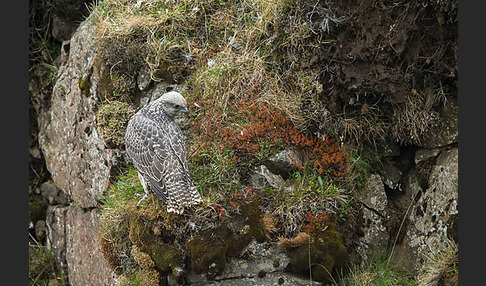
top-left (125, 91), bottom-right (202, 214)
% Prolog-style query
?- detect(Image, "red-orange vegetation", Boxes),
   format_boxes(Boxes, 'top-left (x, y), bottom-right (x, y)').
top-left (228, 186), bottom-right (255, 213)
top-left (190, 96), bottom-right (349, 177)
top-left (210, 203), bottom-right (226, 221)
top-left (301, 211), bottom-right (329, 233)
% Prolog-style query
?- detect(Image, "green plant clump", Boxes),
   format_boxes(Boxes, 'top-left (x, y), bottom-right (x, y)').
top-left (96, 100), bottom-right (135, 147)
top-left (29, 243), bottom-right (66, 285)
top-left (338, 254), bottom-right (417, 286)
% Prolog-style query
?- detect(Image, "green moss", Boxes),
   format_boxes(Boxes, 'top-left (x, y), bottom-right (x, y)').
top-left (144, 243), bottom-right (183, 275)
top-left (128, 217), bottom-right (184, 279)
top-left (96, 100), bottom-right (135, 147)
top-left (282, 215), bottom-right (348, 282)
top-left (286, 246), bottom-right (311, 271)
top-left (117, 272), bottom-right (141, 286)
top-left (118, 268), bottom-right (161, 286)
top-left (187, 230), bottom-right (228, 275)
top-left (222, 199), bottom-right (265, 256)
top-left (241, 198), bottom-right (266, 242)
top-left (182, 199), bottom-right (267, 277)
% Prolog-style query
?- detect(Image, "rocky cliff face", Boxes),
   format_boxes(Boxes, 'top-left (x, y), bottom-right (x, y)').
top-left (29, 0), bottom-right (458, 285)
top-left (36, 17), bottom-right (119, 285)
top-left (38, 19), bottom-right (118, 210)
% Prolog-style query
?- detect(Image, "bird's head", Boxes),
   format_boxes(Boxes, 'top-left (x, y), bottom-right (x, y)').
top-left (158, 91), bottom-right (189, 119)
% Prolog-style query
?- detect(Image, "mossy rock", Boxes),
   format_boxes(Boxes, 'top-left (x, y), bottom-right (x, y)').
top-left (281, 216), bottom-right (348, 282)
top-left (143, 243), bottom-right (183, 275)
top-left (118, 268), bottom-right (160, 286)
top-left (131, 246), bottom-right (155, 269)
top-left (241, 198), bottom-right (266, 243)
top-left (222, 199), bottom-right (265, 256)
top-left (187, 230), bottom-right (228, 276)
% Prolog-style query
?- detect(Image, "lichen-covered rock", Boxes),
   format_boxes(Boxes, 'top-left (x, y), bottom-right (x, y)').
top-left (46, 205), bottom-right (117, 285)
top-left (38, 17), bottom-right (119, 209)
top-left (414, 148), bottom-right (441, 165)
top-left (195, 272), bottom-right (323, 286)
top-left (249, 165), bottom-right (285, 190)
top-left (390, 147), bottom-right (458, 275)
top-left (263, 149), bottom-right (303, 177)
top-left (372, 161), bottom-right (402, 191)
top-left (39, 17), bottom-right (119, 285)
top-left (359, 174), bottom-right (387, 215)
top-left (354, 174), bottom-right (390, 263)
top-left (355, 207), bottom-right (389, 264)
top-left (65, 207), bottom-right (117, 285)
top-left (186, 239), bottom-right (323, 286)
top-left (45, 206), bottom-right (69, 276)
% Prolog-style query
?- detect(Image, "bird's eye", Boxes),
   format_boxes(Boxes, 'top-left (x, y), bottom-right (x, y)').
top-left (173, 104), bottom-right (181, 109)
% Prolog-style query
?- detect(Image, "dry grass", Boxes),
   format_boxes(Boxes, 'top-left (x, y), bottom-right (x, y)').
top-left (262, 211), bottom-right (278, 239)
top-left (278, 232), bottom-right (313, 249)
top-left (29, 234), bottom-right (66, 285)
top-left (391, 85), bottom-right (447, 145)
top-left (316, 82), bottom-right (447, 148)
top-left (417, 240), bottom-right (458, 286)
top-left (90, 0), bottom-right (328, 128)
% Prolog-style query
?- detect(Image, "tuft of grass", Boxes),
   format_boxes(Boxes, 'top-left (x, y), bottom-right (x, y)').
top-left (390, 85), bottom-right (447, 145)
top-left (260, 166), bottom-right (354, 238)
top-left (338, 254), bottom-right (417, 286)
top-left (189, 145), bottom-right (242, 204)
top-left (98, 164), bottom-right (145, 268)
top-left (99, 164), bottom-right (144, 209)
top-left (29, 235), bottom-right (66, 286)
top-left (417, 240), bottom-right (458, 286)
